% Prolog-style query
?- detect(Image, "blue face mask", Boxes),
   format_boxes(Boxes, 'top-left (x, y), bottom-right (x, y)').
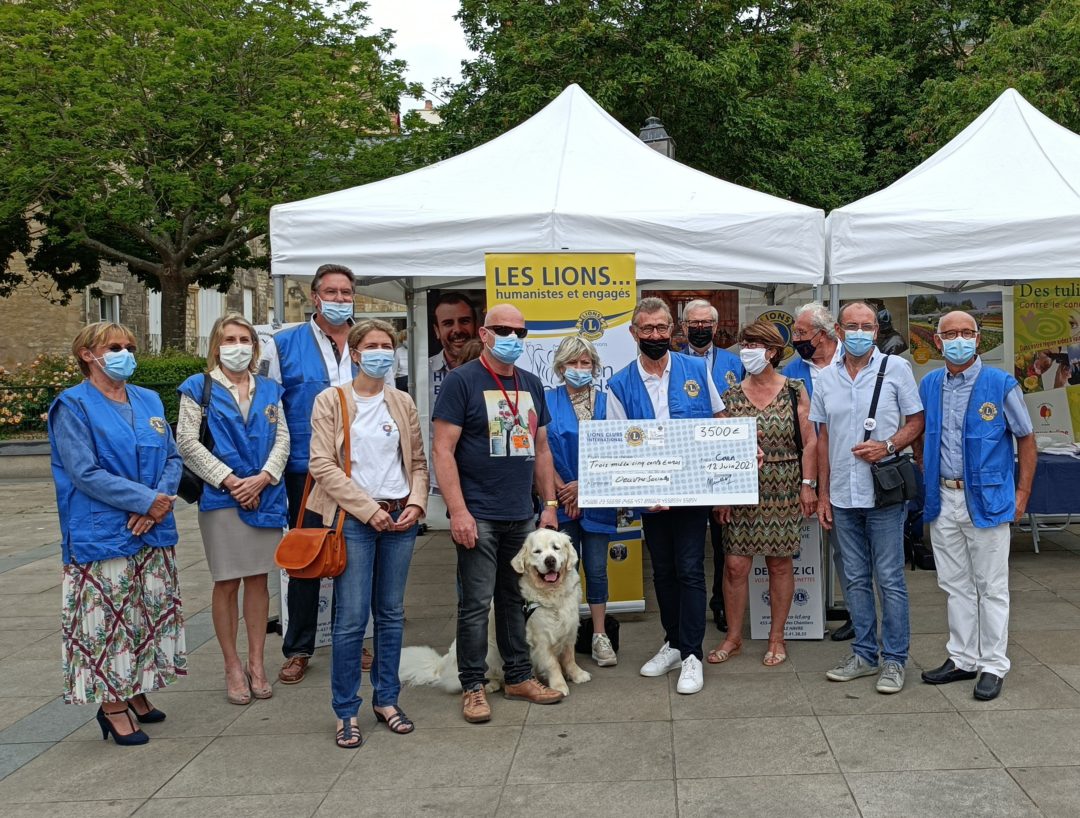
top-left (843, 330), bottom-right (875, 357)
top-left (358, 349), bottom-right (394, 379)
top-left (563, 367), bottom-right (593, 388)
top-left (320, 299), bottom-right (353, 326)
top-left (96, 350), bottom-right (137, 382)
top-left (490, 334), bottom-right (524, 364)
top-left (942, 337), bottom-right (977, 365)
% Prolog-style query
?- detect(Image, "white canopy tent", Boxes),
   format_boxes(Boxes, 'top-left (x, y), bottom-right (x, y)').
top-left (827, 88), bottom-right (1080, 287)
top-left (269, 82), bottom-right (825, 301)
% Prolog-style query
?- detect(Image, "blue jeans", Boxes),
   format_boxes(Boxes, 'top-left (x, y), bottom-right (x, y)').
top-left (456, 517), bottom-right (534, 690)
top-left (559, 519), bottom-right (610, 605)
top-left (331, 512), bottom-right (417, 718)
top-left (641, 507), bottom-right (709, 661)
top-left (832, 504), bottom-right (909, 665)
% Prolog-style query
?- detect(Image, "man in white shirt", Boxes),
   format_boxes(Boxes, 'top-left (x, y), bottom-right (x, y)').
top-left (607, 297), bottom-right (724, 696)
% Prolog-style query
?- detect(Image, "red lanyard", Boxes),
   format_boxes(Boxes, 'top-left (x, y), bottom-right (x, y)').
top-left (479, 354), bottom-right (522, 425)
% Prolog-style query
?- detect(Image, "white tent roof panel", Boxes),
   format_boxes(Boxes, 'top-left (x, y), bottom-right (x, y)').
top-left (827, 88), bottom-right (1080, 283)
top-left (271, 84), bottom-right (824, 285)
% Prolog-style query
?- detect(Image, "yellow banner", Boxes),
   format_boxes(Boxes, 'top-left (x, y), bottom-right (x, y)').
top-left (485, 252), bottom-right (635, 333)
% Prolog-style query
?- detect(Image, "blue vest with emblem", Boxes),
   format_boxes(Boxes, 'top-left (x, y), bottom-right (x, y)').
top-left (545, 385), bottom-right (624, 534)
top-left (274, 323), bottom-right (356, 473)
top-left (178, 373), bottom-right (288, 528)
top-left (49, 382), bottom-right (179, 564)
top-left (608, 354), bottom-right (713, 420)
top-left (680, 346), bottom-right (744, 396)
top-left (920, 364), bottom-right (1018, 527)
top-left (781, 355), bottom-right (814, 399)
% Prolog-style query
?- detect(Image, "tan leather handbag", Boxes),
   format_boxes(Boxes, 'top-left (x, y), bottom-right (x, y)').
top-left (275, 387), bottom-right (350, 579)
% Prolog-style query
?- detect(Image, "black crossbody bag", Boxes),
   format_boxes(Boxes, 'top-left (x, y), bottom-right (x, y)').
top-left (865, 357), bottom-right (918, 507)
top-left (175, 373), bottom-right (215, 504)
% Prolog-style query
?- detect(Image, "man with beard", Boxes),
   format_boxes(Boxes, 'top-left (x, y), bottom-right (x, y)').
top-left (430, 292), bottom-right (479, 382)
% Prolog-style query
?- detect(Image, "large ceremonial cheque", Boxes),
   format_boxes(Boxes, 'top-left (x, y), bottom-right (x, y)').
top-left (578, 417), bottom-right (759, 508)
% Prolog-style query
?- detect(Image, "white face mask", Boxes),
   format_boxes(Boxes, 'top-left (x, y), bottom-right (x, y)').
top-left (739, 347), bottom-right (769, 375)
top-left (219, 343), bottom-right (253, 373)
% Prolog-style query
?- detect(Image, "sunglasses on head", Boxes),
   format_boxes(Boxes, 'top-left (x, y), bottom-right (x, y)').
top-left (485, 325), bottom-right (528, 339)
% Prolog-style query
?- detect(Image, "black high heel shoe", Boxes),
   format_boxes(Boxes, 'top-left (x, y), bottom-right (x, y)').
top-left (127, 694), bottom-right (166, 723)
top-left (96, 706), bottom-right (149, 746)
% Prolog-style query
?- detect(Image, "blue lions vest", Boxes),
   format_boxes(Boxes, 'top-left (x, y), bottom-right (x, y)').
top-left (921, 364), bottom-right (1018, 528)
top-left (608, 354), bottom-right (713, 420)
top-left (49, 382), bottom-right (178, 564)
top-left (274, 323), bottom-right (356, 473)
top-left (178, 373), bottom-right (288, 528)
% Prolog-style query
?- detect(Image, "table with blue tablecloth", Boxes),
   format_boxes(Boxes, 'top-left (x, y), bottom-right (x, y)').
top-left (1022, 452), bottom-right (1080, 552)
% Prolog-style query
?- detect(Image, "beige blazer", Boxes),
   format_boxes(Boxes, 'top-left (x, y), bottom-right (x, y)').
top-left (306, 385), bottom-right (429, 526)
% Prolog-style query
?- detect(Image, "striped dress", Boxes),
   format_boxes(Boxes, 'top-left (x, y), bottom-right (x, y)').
top-left (722, 379), bottom-right (804, 558)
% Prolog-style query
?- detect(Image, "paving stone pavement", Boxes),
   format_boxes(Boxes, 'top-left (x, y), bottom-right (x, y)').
top-left (1, 476), bottom-right (1080, 816)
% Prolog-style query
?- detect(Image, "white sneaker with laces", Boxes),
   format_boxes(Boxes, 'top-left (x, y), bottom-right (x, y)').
top-left (591, 633), bottom-right (617, 667)
top-left (676, 655), bottom-right (704, 694)
top-left (640, 642), bottom-right (682, 677)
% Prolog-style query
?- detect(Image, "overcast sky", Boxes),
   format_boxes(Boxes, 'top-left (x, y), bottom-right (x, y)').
top-left (363, 0), bottom-right (475, 113)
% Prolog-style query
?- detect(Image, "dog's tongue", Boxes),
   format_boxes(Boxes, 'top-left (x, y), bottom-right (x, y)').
top-left (543, 571), bottom-right (559, 583)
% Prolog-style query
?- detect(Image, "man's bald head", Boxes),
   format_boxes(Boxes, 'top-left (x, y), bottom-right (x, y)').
top-left (484, 304), bottom-right (525, 327)
top-left (937, 310), bottom-right (978, 335)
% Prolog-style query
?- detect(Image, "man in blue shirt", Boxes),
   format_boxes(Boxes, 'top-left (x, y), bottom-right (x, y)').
top-left (917, 311), bottom-right (1036, 701)
top-left (812, 301), bottom-right (924, 694)
top-left (678, 298), bottom-right (743, 633)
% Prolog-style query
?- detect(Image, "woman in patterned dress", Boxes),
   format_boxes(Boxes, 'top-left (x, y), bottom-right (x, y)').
top-left (708, 320), bottom-right (817, 667)
top-left (48, 322), bottom-right (186, 746)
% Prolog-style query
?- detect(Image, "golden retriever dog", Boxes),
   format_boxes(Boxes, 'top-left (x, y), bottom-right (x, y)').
top-left (399, 528), bottom-right (592, 696)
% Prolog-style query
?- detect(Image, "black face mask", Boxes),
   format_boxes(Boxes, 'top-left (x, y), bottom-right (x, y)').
top-left (793, 338), bottom-right (817, 360)
top-left (687, 327), bottom-right (714, 349)
top-left (639, 337), bottom-right (670, 361)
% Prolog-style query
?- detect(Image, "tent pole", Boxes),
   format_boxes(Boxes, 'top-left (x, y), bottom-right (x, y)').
top-left (273, 275), bottom-right (285, 327)
top-left (404, 280), bottom-right (416, 397)
top-left (829, 283), bottom-right (840, 313)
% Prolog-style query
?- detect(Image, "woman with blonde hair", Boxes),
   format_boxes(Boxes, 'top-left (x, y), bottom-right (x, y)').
top-left (48, 322), bottom-right (185, 745)
top-left (545, 335), bottom-right (621, 667)
top-left (709, 319), bottom-right (817, 667)
top-left (177, 314), bottom-right (290, 704)
top-left (307, 318), bottom-right (428, 747)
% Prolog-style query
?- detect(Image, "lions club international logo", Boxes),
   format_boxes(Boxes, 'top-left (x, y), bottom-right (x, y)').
top-left (576, 310), bottom-right (607, 341)
top-left (149, 417), bottom-right (166, 435)
top-left (979, 402), bottom-right (999, 422)
top-left (684, 379), bottom-right (701, 399)
top-left (625, 426), bottom-right (645, 447)
top-left (264, 404), bottom-right (280, 424)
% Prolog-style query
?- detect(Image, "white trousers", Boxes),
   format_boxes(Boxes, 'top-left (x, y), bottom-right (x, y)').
top-left (929, 485), bottom-right (1011, 676)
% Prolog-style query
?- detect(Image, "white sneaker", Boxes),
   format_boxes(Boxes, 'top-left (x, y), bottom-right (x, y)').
top-left (676, 655), bottom-right (704, 694)
top-left (640, 642), bottom-right (682, 677)
top-left (591, 633), bottom-right (617, 667)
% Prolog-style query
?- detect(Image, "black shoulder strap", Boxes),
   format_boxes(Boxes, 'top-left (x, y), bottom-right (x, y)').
top-left (862, 356), bottom-right (889, 442)
top-left (198, 373), bottom-right (213, 447)
top-left (789, 381), bottom-right (802, 454)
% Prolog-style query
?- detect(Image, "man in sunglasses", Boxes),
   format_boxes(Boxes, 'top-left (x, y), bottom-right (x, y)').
top-left (916, 311), bottom-right (1035, 701)
top-left (607, 297), bottom-right (726, 695)
top-left (783, 302), bottom-right (855, 642)
top-left (433, 304), bottom-right (565, 724)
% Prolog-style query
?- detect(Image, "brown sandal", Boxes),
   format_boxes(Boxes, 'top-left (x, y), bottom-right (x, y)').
top-left (763, 640), bottom-right (787, 667)
top-left (707, 640), bottom-right (742, 664)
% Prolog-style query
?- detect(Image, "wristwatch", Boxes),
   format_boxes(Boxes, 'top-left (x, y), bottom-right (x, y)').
top-left (801, 478), bottom-right (817, 489)
top-left (544, 500), bottom-right (559, 508)
top-left (885, 439), bottom-right (897, 455)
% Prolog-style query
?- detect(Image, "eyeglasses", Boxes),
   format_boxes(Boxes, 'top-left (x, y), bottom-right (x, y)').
top-left (841, 323), bottom-right (876, 333)
top-left (937, 329), bottom-right (978, 340)
top-left (105, 343), bottom-right (137, 353)
top-left (791, 328), bottom-right (820, 341)
top-left (634, 323), bottom-right (672, 338)
top-left (485, 325), bottom-right (528, 339)
top-left (685, 320), bottom-right (715, 329)
top-left (318, 288), bottom-right (354, 299)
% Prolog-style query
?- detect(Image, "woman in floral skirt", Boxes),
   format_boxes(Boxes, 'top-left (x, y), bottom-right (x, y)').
top-left (48, 322), bottom-right (187, 746)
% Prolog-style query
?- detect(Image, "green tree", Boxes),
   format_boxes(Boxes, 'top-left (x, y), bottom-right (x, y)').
top-left (0, 0), bottom-right (413, 348)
